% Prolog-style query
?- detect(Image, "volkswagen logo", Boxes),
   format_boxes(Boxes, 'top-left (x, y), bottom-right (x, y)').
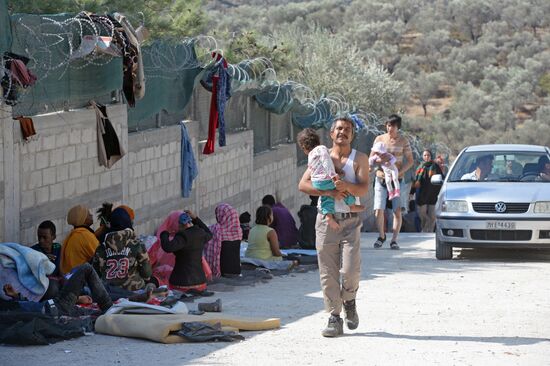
top-left (495, 202), bottom-right (507, 213)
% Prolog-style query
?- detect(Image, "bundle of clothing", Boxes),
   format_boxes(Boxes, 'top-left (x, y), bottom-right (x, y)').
top-left (1, 52), bottom-right (37, 105)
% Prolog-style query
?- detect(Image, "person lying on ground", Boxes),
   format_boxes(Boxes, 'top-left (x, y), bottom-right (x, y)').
top-left (93, 207), bottom-right (153, 292)
top-left (60, 205), bottom-right (99, 274)
top-left (160, 211), bottom-right (213, 293)
top-left (0, 263), bottom-right (113, 315)
top-left (31, 220), bottom-right (62, 277)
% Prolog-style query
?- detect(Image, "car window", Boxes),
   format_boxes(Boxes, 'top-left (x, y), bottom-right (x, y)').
top-left (448, 151), bottom-right (550, 182)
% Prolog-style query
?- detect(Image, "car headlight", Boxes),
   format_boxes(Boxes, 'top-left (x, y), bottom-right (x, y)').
top-left (534, 202), bottom-right (550, 213)
top-left (442, 200), bottom-right (468, 213)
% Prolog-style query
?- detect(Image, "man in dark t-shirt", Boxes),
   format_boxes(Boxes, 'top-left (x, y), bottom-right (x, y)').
top-left (31, 221), bottom-right (62, 276)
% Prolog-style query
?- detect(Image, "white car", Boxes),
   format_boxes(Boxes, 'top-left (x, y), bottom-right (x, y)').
top-left (432, 144), bottom-right (550, 259)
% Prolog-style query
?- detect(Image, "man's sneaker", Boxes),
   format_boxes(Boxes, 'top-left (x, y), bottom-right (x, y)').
top-left (321, 315), bottom-right (344, 337)
top-left (343, 300), bottom-right (359, 330)
top-left (390, 240), bottom-right (400, 250)
top-left (374, 236), bottom-right (386, 248)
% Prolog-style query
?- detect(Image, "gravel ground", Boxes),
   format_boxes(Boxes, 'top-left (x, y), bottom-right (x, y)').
top-left (2, 232), bottom-right (550, 366)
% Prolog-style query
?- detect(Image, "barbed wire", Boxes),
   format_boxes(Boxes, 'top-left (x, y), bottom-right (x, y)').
top-left (0, 11), bottom-right (444, 157)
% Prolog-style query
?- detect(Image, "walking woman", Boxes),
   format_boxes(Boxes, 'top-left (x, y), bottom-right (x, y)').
top-left (413, 150), bottom-right (443, 232)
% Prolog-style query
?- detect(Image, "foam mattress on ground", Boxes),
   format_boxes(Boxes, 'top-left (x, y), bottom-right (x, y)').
top-left (95, 313), bottom-right (280, 343)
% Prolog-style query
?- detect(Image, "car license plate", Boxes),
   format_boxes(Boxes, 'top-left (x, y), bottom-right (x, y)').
top-left (486, 221), bottom-right (516, 230)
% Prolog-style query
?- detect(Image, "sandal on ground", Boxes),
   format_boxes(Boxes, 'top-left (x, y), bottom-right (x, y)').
top-left (390, 241), bottom-right (400, 250)
top-left (374, 236), bottom-right (386, 248)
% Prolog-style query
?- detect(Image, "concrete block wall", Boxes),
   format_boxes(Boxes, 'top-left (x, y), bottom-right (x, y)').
top-left (197, 130), bottom-right (254, 223)
top-left (15, 105), bottom-right (127, 244)
top-left (0, 106), bottom-right (8, 241)
top-left (127, 122), bottom-right (198, 236)
top-left (253, 144), bottom-right (299, 212)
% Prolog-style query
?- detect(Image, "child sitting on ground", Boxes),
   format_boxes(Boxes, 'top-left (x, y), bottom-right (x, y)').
top-left (297, 128), bottom-right (364, 230)
top-left (369, 141), bottom-right (401, 200)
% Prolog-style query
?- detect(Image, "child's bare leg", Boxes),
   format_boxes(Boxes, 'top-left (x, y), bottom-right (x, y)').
top-left (349, 204), bottom-right (365, 212)
top-left (326, 214), bottom-right (340, 230)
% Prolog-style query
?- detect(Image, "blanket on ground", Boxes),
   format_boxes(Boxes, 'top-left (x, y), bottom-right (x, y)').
top-left (0, 243), bottom-right (54, 297)
top-left (95, 313), bottom-right (280, 343)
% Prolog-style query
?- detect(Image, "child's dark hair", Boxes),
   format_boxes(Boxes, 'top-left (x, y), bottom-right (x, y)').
top-left (239, 211), bottom-right (251, 224)
top-left (255, 205), bottom-right (273, 225)
top-left (385, 114), bottom-right (402, 129)
top-left (38, 220), bottom-right (56, 236)
top-left (297, 128), bottom-right (321, 152)
top-left (96, 202), bottom-right (113, 225)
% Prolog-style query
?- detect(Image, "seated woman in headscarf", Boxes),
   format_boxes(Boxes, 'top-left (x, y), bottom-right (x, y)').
top-left (148, 210), bottom-right (212, 286)
top-left (93, 207), bottom-right (152, 292)
top-left (203, 203), bottom-right (243, 278)
top-left (60, 205), bottom-right (99, 274)
top-left (160, 210), bottom-right (213, 293)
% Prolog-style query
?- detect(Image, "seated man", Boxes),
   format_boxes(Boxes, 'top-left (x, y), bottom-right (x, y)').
top-left (297, 196), bottom-right (318, 249)
top-left (31, 221), bottom-right (62, 277)
top-left (1, 263), bottom-right (113, 316)
top-left (60, 205), bottom-right (99, 274)
top-left (261, 194), bottom-right (298, 249)
top-left (461, 155), bottom-right (494, 181)
top-left (93, 208), bottom-right (153, 292)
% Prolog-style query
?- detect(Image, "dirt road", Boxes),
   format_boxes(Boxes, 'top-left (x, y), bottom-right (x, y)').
top-left (3, 233), bottom-right (550, 366)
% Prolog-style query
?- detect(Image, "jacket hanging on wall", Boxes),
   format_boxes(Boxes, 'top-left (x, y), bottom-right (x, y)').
top-left (180, 121), bottom-right (198, 197)
top-left (91, 101), bottom-right (126, 168)
top-left (201, 53), bottom-right (231, 154)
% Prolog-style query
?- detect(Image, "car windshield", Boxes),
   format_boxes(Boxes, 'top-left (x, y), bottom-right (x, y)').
top-left (448, 151), bottom-right (550, 182)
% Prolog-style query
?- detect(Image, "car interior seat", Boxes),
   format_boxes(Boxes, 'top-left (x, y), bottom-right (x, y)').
top-left (522, 163), bottom-right (538, 175)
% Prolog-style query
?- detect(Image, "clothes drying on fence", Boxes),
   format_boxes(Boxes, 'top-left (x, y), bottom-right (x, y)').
top-left (180, 121), bottom-right (198, 198)
top-left (1, 52), bottom-right (37, 105)
top-left (92, 101), bottom-right (126, 168)
top-left (114, 12), bottom-right (145, 101)
top-left (201, 54), bottom-right (231, 154)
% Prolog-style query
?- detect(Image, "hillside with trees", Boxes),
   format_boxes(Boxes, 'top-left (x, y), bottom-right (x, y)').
top-left (205, 0), bottom-right (550, 154)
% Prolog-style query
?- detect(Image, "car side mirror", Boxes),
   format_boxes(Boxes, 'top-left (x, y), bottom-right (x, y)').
top-left (431, 174), bottom-right (443, 185)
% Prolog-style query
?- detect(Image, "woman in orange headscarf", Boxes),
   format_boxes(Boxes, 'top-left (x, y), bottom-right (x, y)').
top-left (60, 205), bottom-right (99, 274)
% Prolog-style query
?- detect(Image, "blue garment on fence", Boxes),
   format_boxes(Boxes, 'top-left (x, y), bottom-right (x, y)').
top-left (0, 243), bottom-right (55, 297)
top-left (180, 122), bottom-right (198, 198)
top-left (216, 62), bottom-right (231, 147)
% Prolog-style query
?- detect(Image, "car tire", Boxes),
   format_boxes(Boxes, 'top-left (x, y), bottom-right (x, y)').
top-left (436, 236), bottom-right (453, 260)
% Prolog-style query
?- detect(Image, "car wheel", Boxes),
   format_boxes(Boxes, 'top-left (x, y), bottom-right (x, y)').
top-left (435, 235), bottom-right (453, 260)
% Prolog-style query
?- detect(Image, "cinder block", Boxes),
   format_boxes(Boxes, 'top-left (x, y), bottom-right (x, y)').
top-left (100, 171), bottom-right (111, 189)
top-left (146, 147), bottom-right (154, 160)
top-left (142, 161), bottom-right (151, 176)
top-left (69, 162), bottom-right (82, 179)
top-left (43, 167), bottom-right (56, 185)
top-left (87, 143), bottom-right (97, 158)
top-left (154, 146), bottom-right (161, 158)
top-left (129, 181), bottom-right (138, 195)
top-left (88, 175), bottom-right (99, 191)
top-left (56, 164), bottom-right (69, 181)
top-left (112, 172), bottom-right (122, 185)
top-left (21, 154), bottom-right (35, 173)
top-left (81, 159), bottom-right (94, 177)
top-left (159, 158), bottom-right (167, 171)
top-left (129, 153), bottom-right (136, 165)
top-left (162, 144), bottom-right (169, 156)
top-left (82, 128), bottom-right (94, 143)
top-left (137, 150), bottom-right (145, 162)
top-left (29, 170), bottom-right (43, 189)
top-left (50, 182), bottom-right (64, 201)
top-left (42, 135), bottom-right (56, 150)
top-left (69, 130), bottom-right (81, 145)
top-left (21, 190), bottom-right (35, 209)
top-left (75, 177), bottom-right (88, 195)
top-left (76, 144), bottom-right (87, 160)
top-left (63, 146), bottom-right (76, 163)
top-left (64, 179), bottom-right (76, 197)
top-left (56, 132), bottom-right (69, 148)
